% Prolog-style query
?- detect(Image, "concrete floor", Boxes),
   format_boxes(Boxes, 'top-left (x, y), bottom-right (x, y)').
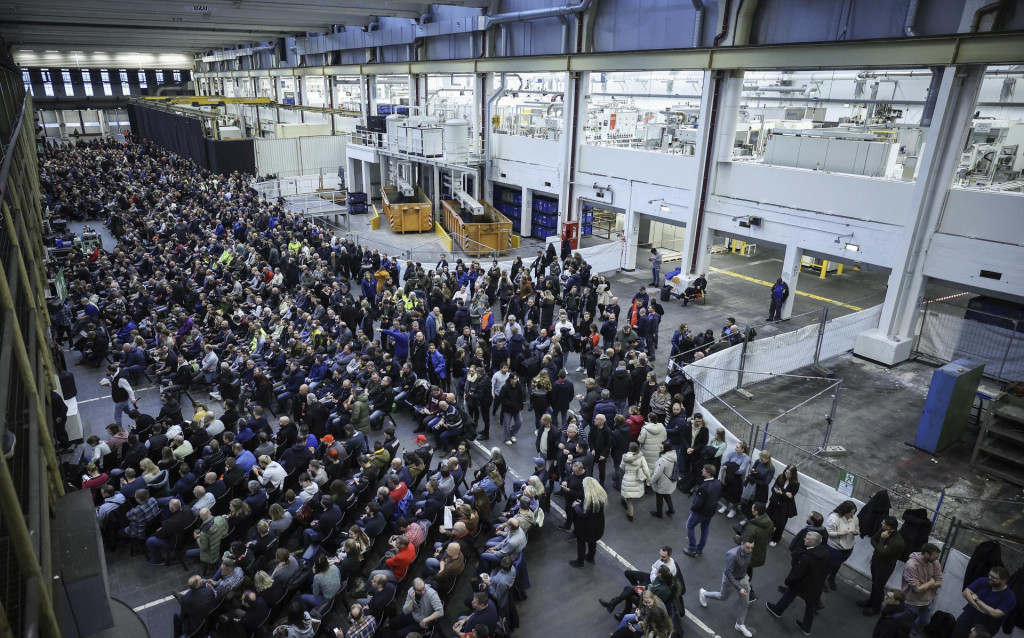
top-left (65, 220), bottom-right (1022, 638)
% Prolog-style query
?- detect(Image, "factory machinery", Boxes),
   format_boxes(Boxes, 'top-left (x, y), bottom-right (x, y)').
top-left (957, 119), bottom-right (1024, 191)
top-left (583, 100), bottom-right (700, 154)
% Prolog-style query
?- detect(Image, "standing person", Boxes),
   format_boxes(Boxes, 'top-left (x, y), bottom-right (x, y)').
top-left (589, 414), bottom-right (612, 488)
top-left (951, 566), bottom-right (1016, 638)
top-left (649, 442), bottom-right (677, 519)
top-left (637, 413), bottom-right (667, 477)
top-left (698, 537), bottom-right (756, 637)
top-left (901, 543), bottom-right (943, 635)
top-left (859, 516), bottom-right (905, 616)
top-left (765, 531), bottom-right (831, 636)
top-left (766, 465), bottom-right (801, 546)
top-left (649, 248), bottom-right (663, 287)
top-left (683, 464), bottom-right (723, 558)
top-left (498, 373), bottom-right (525, 446)
top-left (529, 374), bottom-right (552, 435)
top-left (768, 278), bottom-right (789, 322)
top-left (610, 415), bottom-right (632, 491)
top-left (742, 502), bottom-right (774, 603)
top-left (619, 442), bottom-right (650, 523)
top-left (718, 441), bottom-right (750, 519)
top-left (823, 500), bottom-right (860, 591)
top-left (101, 363), bottom-right (137, 429)
top-left (739, 451), bottom-right (775, 524)
top-left (569, 477), bottom-right (607, 568)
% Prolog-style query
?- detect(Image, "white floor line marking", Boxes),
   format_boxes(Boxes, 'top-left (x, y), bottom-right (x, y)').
top-left (714, 257), bottom-right (781, 272)
top-left (132, 593), bottom-right (179, 612)
top-left (76, 386), bottom-right (160, 404)
top-left (470, 439), bottom-right (723, 638)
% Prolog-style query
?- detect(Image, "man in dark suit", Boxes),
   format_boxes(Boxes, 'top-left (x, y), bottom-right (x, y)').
top-left (146, 498), bottom-right (197, 565)
top-left (766, 531), bottom-right (831, 635)
top-left (303, 495), bottom-right (343, 545)
top-left (172, 574), bottom-right (219, 637)
top-left (221, 590), bottom-right (268, 637)
top-left (204, 472), bottom-right (227, 500)
top-left (169, 463), bottom-right (198, 498)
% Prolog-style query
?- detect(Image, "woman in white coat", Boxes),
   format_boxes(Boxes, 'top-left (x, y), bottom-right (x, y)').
top-left (619, 442), bottom-right (650, 522)
top-left (637, 413), bottom-right (668, 477)
top-left (649, 442), bottom-right (678, 519)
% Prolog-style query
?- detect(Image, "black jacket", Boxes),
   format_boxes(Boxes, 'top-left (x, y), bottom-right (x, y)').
top-left (962, 539), bottom-right (1003, 589)
top-left (572, 503), bottom-right (605, 542)
top-left (858, 490), bottom-right (891, 539)
top-left (691, 478), bottom-right (723, 517)
top-left (897, 508), bottom-right (932, 561)
top-left (786, 544), bottom-right (831, 602)
top-left (179, 586), bottom-right (219, 635)
top-left (588, 425), bottom-right (611, 459)
top-left (155, 508), bottom-right (197, 541)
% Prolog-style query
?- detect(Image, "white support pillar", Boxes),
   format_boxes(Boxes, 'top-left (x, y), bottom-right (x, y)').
top-left (361, 161), bottom-right (373, 199)
top-left (780, 244), bottom-right (803, 320)
top-left (521, 188), bottom-right (533, 238)
top-left (346, 157), bottom-right (359, 193)
top-left (854, 66), bottom-right (986, 365)
top-left (557, 71), bottom-right (577, 228)
top-left (622, 207), bottom-right (639, 271)
top-left (686, 70), bottom-right (717, 277)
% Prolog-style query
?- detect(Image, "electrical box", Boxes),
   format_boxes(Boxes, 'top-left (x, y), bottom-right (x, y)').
top-left (913, 359), bottom-right (985, 454)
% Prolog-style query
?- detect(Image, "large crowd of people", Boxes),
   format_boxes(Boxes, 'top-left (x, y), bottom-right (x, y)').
top-left (45, 138), bottom-right (1014, 638)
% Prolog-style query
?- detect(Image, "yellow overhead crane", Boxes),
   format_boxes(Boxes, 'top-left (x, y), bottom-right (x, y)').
top-left (142, 96), bottom-right (274, 107)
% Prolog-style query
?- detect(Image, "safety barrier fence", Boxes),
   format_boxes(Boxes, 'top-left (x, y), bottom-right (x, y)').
top-left (915, 298), bottom-right (1024, 382)
top-left (680, 303), bottom-right (1022, 614)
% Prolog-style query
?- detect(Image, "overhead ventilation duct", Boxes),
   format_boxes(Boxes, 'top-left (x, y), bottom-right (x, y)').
top-left (904, 0), bottom-right (922, 37)
top-left (691, 0), bottom-right (705, 47)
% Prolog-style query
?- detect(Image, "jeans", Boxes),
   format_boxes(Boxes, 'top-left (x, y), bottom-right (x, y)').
top-left (145, 536), bottom-right (170, 564)
top-left (114, 400), bottom-right (131, 428)
top-left (652, 267), bottom-right (660, 284)
top-left (479, 551), bottom-right (505, 569)
top-left (704, 574), bottom-right (750, 625)
top-left (369, 409), bottom-right (386, 428)
top-left (300, 593), bottom-right (326, 611)
top-left (686, 511), bottom-right (712, 551)
top-left (827, 545), bottom-right (854, 578)
top-left (502, 411), bottom-right (523, 441)
top-left (769, 298), bottom-right (783, 321)
top-left (904, 601), bottom-right (933, 635)
top-left (769, 589), bottom-right (815, 630)
top-left (552, 409), bottom-right (569, 430)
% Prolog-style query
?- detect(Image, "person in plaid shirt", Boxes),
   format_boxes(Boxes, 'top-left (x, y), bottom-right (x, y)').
top-left (122, 488), bottom-right (160, 540)
top-left (334, 603), bottom-right (377, 638)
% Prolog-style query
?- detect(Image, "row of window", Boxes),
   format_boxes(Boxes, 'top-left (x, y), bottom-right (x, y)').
top-left (23, 68), bottom-right (184, 97)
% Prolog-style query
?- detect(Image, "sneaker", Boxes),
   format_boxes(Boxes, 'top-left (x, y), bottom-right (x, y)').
top-left (698, 588), bottom-right (708, 607)
top-left (510, 436), bottom-right (517, 443)
top-left (748, 592), bottom-right (758, 603)
top-left (682, 548), bottom-right (699, 558)
top-left (795, 620), bottom-right (811, 636)
top-left (718, 505), bottom-right (728, 514)
top-left (504, 440), bottom-right (513, 446)
top-left (576, 366), bottom-right (585, 372)
top-left (769, 541), bottom-right (778, 547)
top-left (739, 518), bottom-right (748, 525)
top-left (765, 602), bottom-right (782, 619)
top-left (735, 624), bottom-right (753, 638)
top-left (727, 509), bottom-right (737, 519)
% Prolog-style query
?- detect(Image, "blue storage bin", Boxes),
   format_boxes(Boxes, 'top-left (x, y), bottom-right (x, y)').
top-left (582, 224), bottom-right (593, 236)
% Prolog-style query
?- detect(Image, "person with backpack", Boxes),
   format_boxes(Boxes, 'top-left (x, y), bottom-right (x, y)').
top-left (768, 277), bottom-right (790, 322)
top-left (649, 442), bottom-right (678, 519)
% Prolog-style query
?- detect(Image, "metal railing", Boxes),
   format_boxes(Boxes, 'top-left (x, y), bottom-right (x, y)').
top-left (914, 298), bottom-right (1024, 382)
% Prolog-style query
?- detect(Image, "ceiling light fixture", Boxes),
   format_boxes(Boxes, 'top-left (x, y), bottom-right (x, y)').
top-left (843, 243), bottom-right (860, 252)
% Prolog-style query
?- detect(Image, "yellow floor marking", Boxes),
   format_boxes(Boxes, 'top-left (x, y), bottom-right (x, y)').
top-left (708, 266), bottom-right (863, 311)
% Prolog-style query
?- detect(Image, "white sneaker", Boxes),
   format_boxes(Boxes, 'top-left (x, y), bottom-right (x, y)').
top-left (727, 509), bottom-right (737, 519)
top-left (698, 588), bottom-right (708, 608)
top-left (769, 541), bottom-right (778, 547)
top-left (511, 436), bottom-right (517, 443)
top-left (575, 366), bottom-right (584, 372)
top-left (718, 505), bottom-right (728, 514)
top-left (504, 440), bottom-right (513, 446)
top-left (735, 624), bottom-right (753, 637)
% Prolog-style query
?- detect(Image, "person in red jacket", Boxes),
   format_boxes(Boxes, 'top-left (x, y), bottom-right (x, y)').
top-left (626, 406), bottom-right (645, 441)
top-left (81, 462), bottom-right (110, 504)
top-left (369, 535), bottom-right (415, 583)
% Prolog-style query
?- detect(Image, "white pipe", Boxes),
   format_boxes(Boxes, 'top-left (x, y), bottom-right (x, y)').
top-left (483, 0), bottom-right (595, 28)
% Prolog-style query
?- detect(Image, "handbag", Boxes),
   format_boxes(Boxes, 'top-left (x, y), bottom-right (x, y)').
top-left (741, 480), bottom-right (757, 503)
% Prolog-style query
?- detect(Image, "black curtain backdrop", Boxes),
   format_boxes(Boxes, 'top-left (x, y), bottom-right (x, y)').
top-left (127, 104), bottom-right (255, 176)
top-left (207, 138), bottom-right (256, 176)
top-left (127, 103), bottom-right (208, 167)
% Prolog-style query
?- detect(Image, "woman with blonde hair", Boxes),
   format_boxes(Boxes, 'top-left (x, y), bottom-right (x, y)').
top-left (569, 476), bottom-right (607, 568)
top-left (139, 457), bottom-right (161, 482)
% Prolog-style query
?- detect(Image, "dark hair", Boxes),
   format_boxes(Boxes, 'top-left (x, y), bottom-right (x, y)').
top-left (920, 543), bottom-right (940, 555)
top-left (752, 502), bottom-right (767, 516)
top-left (834, 500), bottom-right (857, 517)
top-left (883, 516), bottom-right (899, 529)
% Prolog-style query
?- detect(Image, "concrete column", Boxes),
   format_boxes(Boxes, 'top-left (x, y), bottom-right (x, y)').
top-left (521, 188), bottom-right (533, 238)
top-left (780, 243), bottom-right (803, 320)
top-left (622, 208), bottom-right (639, 271)
top-left (347, 157), bottom-right (360, 192)
top-left (687, 70), bottom-right (718, 277)
top-left (855, 66), bottom-right (985, 365)
top-left (557, 71), bottom-right (578, 226)
top-left (361, 161), bottom-right (373, 199)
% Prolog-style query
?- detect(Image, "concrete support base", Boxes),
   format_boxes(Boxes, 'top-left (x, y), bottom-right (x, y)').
top-left (853, 328), bottom-right (914, 366)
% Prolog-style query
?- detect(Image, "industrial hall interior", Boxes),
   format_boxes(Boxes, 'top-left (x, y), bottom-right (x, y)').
top-left (4, 1), bottom-right (1024, 637)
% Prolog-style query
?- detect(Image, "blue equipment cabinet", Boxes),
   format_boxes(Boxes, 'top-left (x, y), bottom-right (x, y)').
top-left (913, 359), bottom-right (985, 453)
